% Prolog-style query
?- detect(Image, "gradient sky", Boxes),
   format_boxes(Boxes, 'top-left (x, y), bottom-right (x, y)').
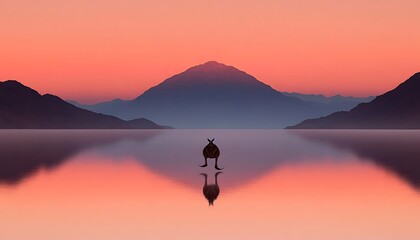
top-left (1, 0), bottom-right (419, 103)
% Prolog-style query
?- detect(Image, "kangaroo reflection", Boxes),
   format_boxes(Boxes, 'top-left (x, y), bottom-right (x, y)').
top-left (200, 172), bottom-right (222, 206)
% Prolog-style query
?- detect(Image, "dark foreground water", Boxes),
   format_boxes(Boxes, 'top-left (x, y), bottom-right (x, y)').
top-left (0, 130), bottom-right (418, 239)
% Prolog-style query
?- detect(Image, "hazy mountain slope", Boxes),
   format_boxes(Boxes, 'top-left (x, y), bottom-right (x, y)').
top-left (281, 92), bottom-right (374, 111)
top-left (287, 73), bottom-right (420, 129)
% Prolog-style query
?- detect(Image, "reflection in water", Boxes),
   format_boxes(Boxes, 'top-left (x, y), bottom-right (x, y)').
top-left (0, 130), bottom-right (323, 190)
top-left (90, 130), bottom-right (348, 191)
top-left (0, 130), bottom-right (419, 239)
top-left (201, 172), bottom-right (222, 206)
top-left (0, 130), bottom-right (159, 185)
top-left (292, 130), bottom-right (420, 189)
top-left (0, 130), bottom-right (419, 192)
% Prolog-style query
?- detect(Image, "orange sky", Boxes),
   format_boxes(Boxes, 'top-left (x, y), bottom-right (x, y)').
top-left (1, 0), bottom-right (419, 103)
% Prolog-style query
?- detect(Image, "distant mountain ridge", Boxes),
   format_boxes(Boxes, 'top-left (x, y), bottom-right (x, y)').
top-left (287, 72), bottom-right (420, 129)
top-left (0, 80), bottom-right (163, 129)
top-left (75, 61), bottom-right (363, 128)
top-left (281, 92), bottom-right (373, 105)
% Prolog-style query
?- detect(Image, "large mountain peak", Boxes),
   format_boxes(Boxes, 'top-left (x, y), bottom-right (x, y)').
top-left (155, 61), bottom-right (272, 92)
top-left (80, 61), bottom-right (361, 128)
top-left (186, 61), bottom-right (234, 73)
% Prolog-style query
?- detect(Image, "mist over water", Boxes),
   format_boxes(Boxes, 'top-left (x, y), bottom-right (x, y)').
top-left (0, 130), bottom-right (418, 239)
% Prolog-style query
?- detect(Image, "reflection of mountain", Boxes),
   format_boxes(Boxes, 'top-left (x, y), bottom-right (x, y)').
top-left (0, 130), bottom-right (333, 188)
top-left (292, 130), bottom-right (420, 189)
top-left (75, 61), bottom-right (356, 128)
top-left (92, 130), bottom-right (338, 190)
top-left (0, 131), bottom-right (159, 185)
top-left (2, 130), bottom-right (419, 192)
top-left (288, 73), bottom-right (420, 129)
top-left (0, 80), bottom-right (163, 129)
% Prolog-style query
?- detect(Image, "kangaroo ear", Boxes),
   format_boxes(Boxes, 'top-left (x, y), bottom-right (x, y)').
top-left (207, 138), bottom-right (211, 142)
top-left (211, 138), bottom-right (215, 142)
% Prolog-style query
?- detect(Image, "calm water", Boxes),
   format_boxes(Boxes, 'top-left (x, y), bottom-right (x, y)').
top-left (0, 130), bottom-right (419, 240)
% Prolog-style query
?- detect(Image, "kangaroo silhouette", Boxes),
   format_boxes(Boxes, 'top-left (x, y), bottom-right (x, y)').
top-left (201, 172), bottom-right (222, 206)
top-left (201, 138), bottom-right (222, 170)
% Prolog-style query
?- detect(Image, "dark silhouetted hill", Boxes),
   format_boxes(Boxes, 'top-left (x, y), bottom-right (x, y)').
top-left (287, 73), bottom-right (420, 129)
top-left (77, 61), bottom-right (355, 128)
top-left (0, 80), bottom-right (163, 129)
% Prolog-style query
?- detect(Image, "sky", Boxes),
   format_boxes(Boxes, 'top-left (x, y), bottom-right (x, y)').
top-left (1, 0), bottom-right (419, 103)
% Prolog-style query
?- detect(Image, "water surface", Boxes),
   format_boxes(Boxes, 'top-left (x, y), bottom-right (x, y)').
top-left (0, 130), bottom-right (418, 239)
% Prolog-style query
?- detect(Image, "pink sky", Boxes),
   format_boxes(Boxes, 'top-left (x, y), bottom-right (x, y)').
top-left (1, 0), bottom-right (419, 103)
